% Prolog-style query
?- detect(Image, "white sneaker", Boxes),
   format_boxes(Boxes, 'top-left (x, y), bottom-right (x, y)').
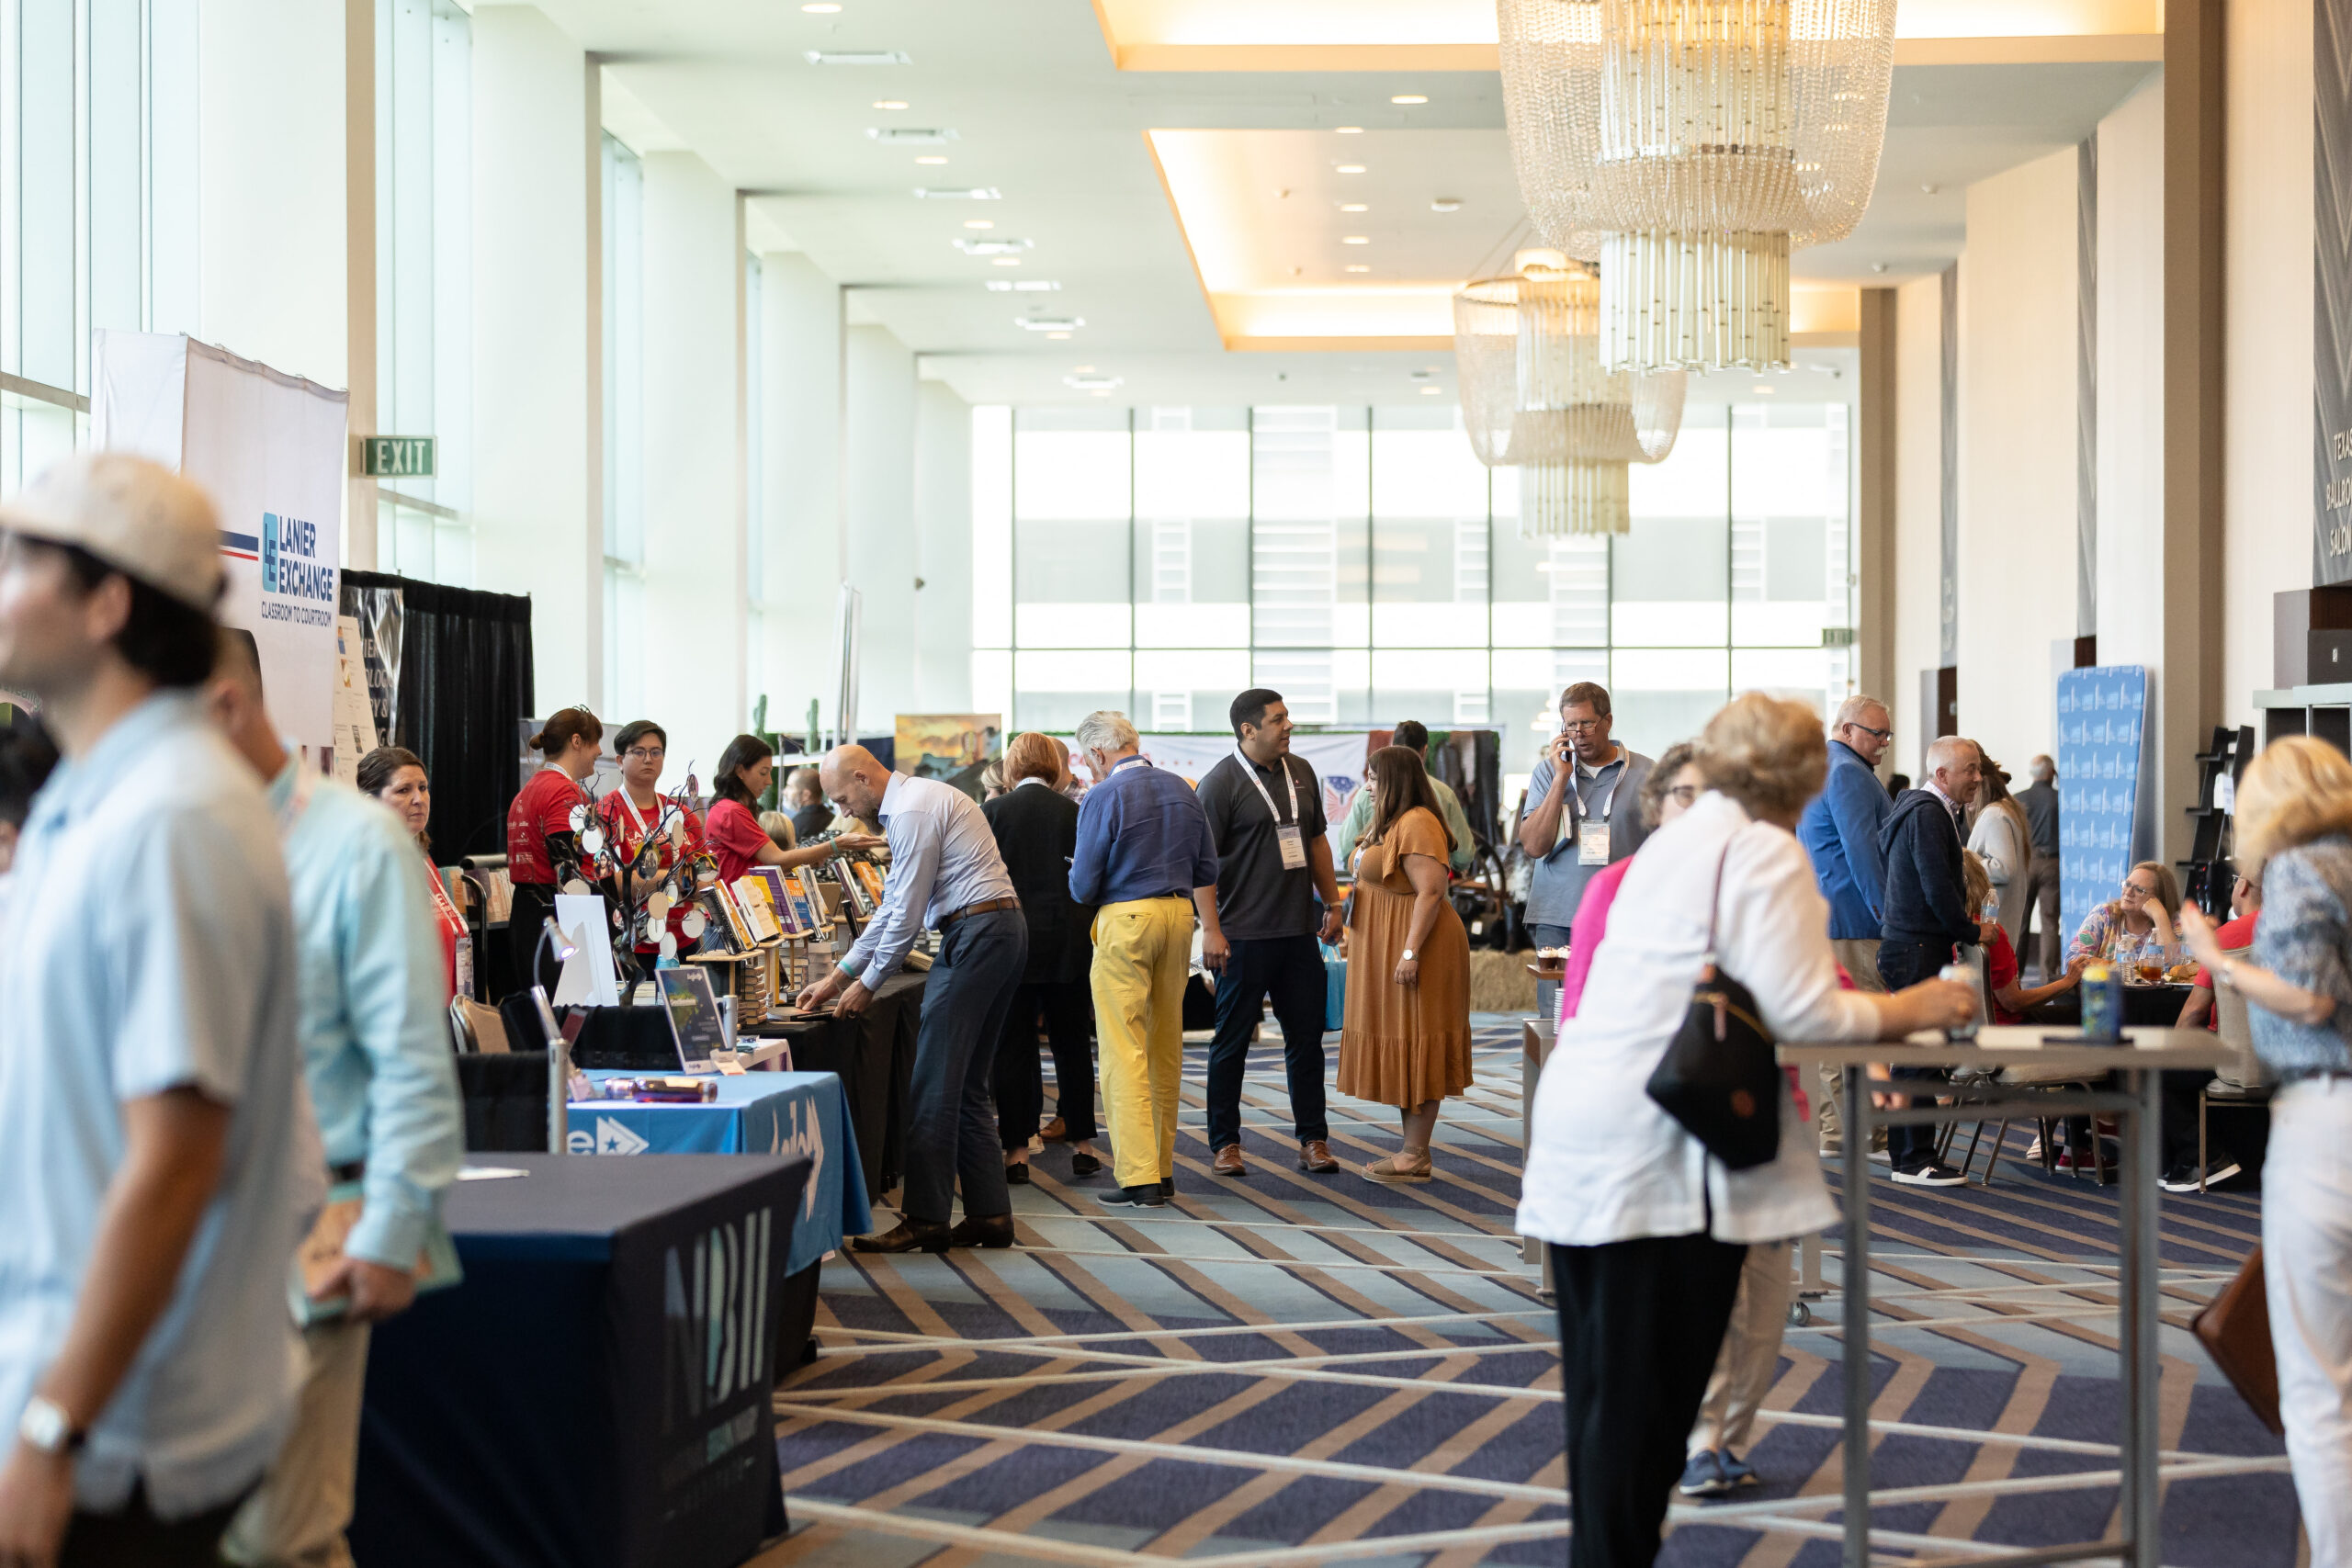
top-left (1892, 1161), bottom-right (1966, 1188)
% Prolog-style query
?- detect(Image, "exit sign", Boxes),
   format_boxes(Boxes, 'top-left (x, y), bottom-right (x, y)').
top-left (358, 436), bottom-right (435, 479)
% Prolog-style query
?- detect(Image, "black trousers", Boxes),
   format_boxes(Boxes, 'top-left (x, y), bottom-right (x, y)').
top-left (1876, 937), bottom-right (1954, 1168)
top-left (2161, 1067), bottom-right (2226, 1168)
top-left (1205, 933), bottom-right (1330, 1152)
top-left (1552, 1234), bottom-right (1748, 1568)
top-left (992, 978), bottom-right (1097, 1147)
top-left (61, 1483), bottom-right (249, 1568)
top-left (902, 908), bottom-right (1029, 1224)
top-left (508, 881), bottom-right (560, 998)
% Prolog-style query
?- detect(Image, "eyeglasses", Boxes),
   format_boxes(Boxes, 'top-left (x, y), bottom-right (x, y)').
top-left (1560, 718), bottom-right (1606, 733)
top-left (1667, 784), bottom-right (1699, 806)
top-left (1849, 723), bottom-right (1893, 741)
top-left (626, 747), bottom-right (665, 761)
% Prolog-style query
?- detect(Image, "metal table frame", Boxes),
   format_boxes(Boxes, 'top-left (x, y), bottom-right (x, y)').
top-left (1783, 1027), bottom-right (2233, 1568)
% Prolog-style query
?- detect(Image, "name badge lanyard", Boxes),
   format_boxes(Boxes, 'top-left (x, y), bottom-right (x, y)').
top-left (1237, 749), bottom-right (1310, 871)
top-left (1566, 751), bottom-right (1622, 867)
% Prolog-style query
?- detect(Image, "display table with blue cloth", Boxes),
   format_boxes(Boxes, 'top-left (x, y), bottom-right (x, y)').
top-left (351, 1154), bottom-right (809, 1568)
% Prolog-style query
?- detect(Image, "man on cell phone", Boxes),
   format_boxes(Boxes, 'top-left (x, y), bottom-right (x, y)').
top-left (1516, 682), bottom-right (1654, 1018)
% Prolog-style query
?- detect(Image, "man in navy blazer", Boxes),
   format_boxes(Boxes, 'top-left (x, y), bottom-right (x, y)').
top-left (1796, 694), bottom-right (1894, 1156)
top-left (1873, 735), bottom-right (1984, 1186)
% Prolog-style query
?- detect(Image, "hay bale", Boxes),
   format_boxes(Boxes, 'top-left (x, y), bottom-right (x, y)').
top-left (1468, 949), bottom-right (1540, 1015)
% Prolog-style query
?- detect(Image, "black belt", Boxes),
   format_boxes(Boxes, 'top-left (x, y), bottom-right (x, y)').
top-left (939, 896), bottom-right (1022, 928)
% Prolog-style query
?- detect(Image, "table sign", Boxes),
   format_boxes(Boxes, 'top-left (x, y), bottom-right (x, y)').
top-left (658, 967), bottom-right (727, 1074)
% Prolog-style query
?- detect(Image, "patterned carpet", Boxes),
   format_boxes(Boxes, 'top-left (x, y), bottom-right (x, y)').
top-left (756, 1017), bottom-right (2298, 1566)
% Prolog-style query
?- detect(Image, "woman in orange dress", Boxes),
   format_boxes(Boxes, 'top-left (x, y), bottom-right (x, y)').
top-left (1337, 744), bottom-right (1474, 1182)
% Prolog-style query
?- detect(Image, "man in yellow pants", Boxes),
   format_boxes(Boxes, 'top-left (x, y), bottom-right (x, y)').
top-left (1068, 711), bottom-right (1220, 1208)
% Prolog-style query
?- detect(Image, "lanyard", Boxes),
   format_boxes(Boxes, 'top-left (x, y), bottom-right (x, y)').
top-left (1577, 756), bottom-right (1622, 824)
top-left (1235, 749), bottom-right (1299, 826)
top-left (422, 855), bottom-right (465, 932)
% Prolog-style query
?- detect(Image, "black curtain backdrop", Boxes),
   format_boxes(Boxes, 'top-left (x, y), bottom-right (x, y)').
top-left (343, 570), bottom-right (534, 862)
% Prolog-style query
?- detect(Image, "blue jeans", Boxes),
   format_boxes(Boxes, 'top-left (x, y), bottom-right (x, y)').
top-left (901, 907), bottom-right (1029, 1224)
top-left (1529, 922), bottom-right (1573, 1021)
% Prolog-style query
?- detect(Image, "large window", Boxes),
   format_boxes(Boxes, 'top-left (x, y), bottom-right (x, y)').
top-left (0, 0), bottom-right (199, 490)
top-left (973, 394), bottom-right (1857, 782)
top-left (599, 131), bottom-right (644, 719)
top-left (374, 0), bottom-right (473, 582)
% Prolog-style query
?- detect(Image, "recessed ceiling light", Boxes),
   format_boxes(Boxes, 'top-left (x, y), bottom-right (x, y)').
top-left (993, 257), bottom-right (1021, 266)
top-left (1066, 373), bottom-right (1122, 390)
top-left (1340, 203), bottom-right (1368, 213)
top-left (1391, 94), bottom-right (1428, 105)
top-left (1430, 197), bottom-right (1462, 213)
top-left (1419, 385), bottom-right (1442, 394)
top-left (1074, 365), bottom-right (1095, 372)
top-left (914, 155), bottom-right (948, 164)
top-left (867, 127), bottom-right (957, 144)
top-left (1046, 332), bottom-right (1069, 340)
top-left (965, 219), bottom-right (994, 229)
top-left (802, 3), bottom-right (841, 12)
top-left (913, 186), bottom-right (1000, 200)
top-left (872, 99), bottom-right (909, 110)
top-left (955, 236), bottom-right (1031, 254)
top-left (1344, 265), bottom-right (1370, 273)
top-left (1337, 164), bottom-right (1366, 175)
top-left (984, 279), bottom-right (1059, 291)
top-left (805, 49), bottom-right (910, 64)
top-left (1336, 126), bottom-right (1364, 134)
top-left (1341, 235), bottom-right (1370, 245)
top-left (1753, 383), bottom-right (1775, 394)
top-left (1016, 316), bottom-right (1083, 332)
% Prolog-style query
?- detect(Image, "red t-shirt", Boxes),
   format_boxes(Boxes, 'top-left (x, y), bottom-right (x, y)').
top-left (704, 797), bottom-right (772, 886)
top-left (597, 790), bottom-right (707, 951)
top-left (1985, 926), bottom-right (2022, 1024)
top-left (505, 767), bottom-right (588, 886)
top-left (2193, 912), bottom-right (2259, 1028)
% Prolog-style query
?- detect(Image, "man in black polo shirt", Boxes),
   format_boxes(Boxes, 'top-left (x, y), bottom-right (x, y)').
top-left (1194, 688), bottom-right (1346, 1177)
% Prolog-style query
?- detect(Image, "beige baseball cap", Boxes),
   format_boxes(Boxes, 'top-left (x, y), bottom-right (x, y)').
top-left (0, 453), bottom-right (224, 611)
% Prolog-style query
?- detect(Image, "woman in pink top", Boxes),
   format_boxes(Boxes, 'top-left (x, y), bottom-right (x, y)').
top-left (1558, 743), bottom-right (1701, 1023)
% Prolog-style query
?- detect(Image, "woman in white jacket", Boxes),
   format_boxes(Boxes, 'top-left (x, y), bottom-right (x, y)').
top-left (1517, 694), bottom-right (1977, 1568)
top-left (1965, 754), bottom-right (2034, 948)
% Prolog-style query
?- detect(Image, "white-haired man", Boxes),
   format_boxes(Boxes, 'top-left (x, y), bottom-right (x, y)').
top-left (797, 744), bottom-right (1027, 1253)
top-left (1795, 694), bottom-right (1895, 1156)
top-left (1067, 712), bottom-right (1219, 1208)
top-left (1873, 736), bottom-right (1984, 1186)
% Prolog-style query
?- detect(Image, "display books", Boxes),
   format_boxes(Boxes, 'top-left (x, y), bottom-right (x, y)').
top-left (852, 859), bottom-right (887, 907)
top-left (695, 889), bottom-right (749, 956)
top-left (778, 869), bottom-right (827, 937)
top-left (731, 876), bottom-right (784, 943)
top-left (749, 867), bottom-right (808, 938)
top-left (714, 882), bottom-right (757, 949)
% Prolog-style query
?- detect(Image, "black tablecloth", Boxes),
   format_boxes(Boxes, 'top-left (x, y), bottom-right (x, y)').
top-left (352, 1154), bottom-right (809, 1568)
top-left (751, 971), bottom-right (923, 1197)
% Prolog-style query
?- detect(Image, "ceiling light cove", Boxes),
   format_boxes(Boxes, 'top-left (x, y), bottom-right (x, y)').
top-left (985, 279), bottom-right (1061, 291)
top-left (1335, 164), bottom-right (1366, 175)
top-left (1340, 235), bottom-right (1370, 244)
top-left (912, 186), bottom-right (1000, 200)
top-left (867, 127), bottom-right (957, 144)
top-left (804, 49), bottom-right (910, 65)
top-left (1017, 316), bottom-right (1085, 331)
top-left (914, 155), bottom-right (948, 164)
top-left (993, 257), bottom-right (1022, 266)
top-left (965, 219), bottom-right (995, 229)
top-left (1067, 374), bottom-right (1123, 390)
top-left (1390, 94), bottom-right (1428, 104)
top-left (1339, 203), bottom-right (1367, 212)
top-left (872, 99), bottom-right (909, 110)
top-left (956, 236), bottom-right (1032, 254)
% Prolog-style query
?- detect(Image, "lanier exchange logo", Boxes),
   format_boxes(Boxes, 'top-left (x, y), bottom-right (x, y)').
top-left (259, 511), bottom-right (335, 628)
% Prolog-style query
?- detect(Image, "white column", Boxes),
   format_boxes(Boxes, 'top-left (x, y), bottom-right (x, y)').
top-left (345, 0), bottom-right (379, 569)
top-left (639, 151), bottom-right (744, 757)
top-left (914, 378), bottom-right (973, 712)
top-left (844, 321), bottom-right (918, 733)
top-left (758, 252), bottom-right (843, 739)
top-left (469, 4), bottom-right (600, 713)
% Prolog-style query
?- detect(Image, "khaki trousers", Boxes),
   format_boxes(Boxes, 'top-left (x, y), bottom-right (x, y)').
top-left (1819, 939), bottom-right (1889, 1149)
top-left (1688, 1241), bottom-right (1792, 1457)
top-left (222, 1318), bottom-right (371, 1568)
top-left (1090, 897), bottom-right (1194, 1190)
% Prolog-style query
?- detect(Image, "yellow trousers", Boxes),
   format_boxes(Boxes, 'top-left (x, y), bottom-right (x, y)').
top-left (1090, 897), bottom-right (1194, 1190)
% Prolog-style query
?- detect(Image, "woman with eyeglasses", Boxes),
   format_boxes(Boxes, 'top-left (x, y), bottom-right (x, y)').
top-left (2064, 860), bottom-right (2186, 976)
top-left (706, 733), bottom-right (880, 886)
top-left (595, 720), bottom-right (707, 958)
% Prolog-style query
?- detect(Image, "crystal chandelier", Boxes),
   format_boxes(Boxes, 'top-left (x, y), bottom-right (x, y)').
top-left (1498, 0), bottom-right (1895, 370)
top-left (1454, 259), bottom-right (1687, 537)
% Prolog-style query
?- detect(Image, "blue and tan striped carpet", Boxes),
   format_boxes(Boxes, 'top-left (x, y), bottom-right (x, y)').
top-left (758, 1019), bottom-right (2297, 1566)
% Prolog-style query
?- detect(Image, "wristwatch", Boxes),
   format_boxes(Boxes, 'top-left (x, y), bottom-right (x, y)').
top-left (17, 1395), bottom-right (84, 1456)
top-left (1399, 948), bottom-right (1417, 962)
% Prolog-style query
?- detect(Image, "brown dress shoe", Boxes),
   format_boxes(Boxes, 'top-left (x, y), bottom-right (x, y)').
top-left (1298, 1140), bottom-right (1339, 1173)
top-left (1038, 1117), bottom-right (1069, 1144)
top-left (1213, 1143), bottom-right (1249, 1178)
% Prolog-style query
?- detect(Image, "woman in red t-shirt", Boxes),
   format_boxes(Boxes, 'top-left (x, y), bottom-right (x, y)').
top-left (705, 733), bottom-right (879, 885)
top-left (597, 718), bottom-right (707, 956)
top-left (506, 707), bottom-right (605, 994)
top-left (359, 744), bottom-right (471, 1001)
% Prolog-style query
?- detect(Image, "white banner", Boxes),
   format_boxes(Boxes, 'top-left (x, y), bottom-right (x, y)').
top-left (92, 332), bottom-right (347, 751)
top-left (1133, 731), bottom-right (1372, 831)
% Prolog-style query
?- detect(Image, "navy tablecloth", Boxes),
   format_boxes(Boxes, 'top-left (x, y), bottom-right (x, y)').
top-left (352, 1154), bottom-right (809, 1568)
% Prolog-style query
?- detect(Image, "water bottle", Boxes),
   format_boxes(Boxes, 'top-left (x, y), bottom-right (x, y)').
top-left (1939, 962), bottom-right (1983, 1043)
top-left (2081, 961), bottom-right (2124, 1043)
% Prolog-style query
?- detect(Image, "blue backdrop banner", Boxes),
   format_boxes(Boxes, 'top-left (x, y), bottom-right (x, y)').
top-left (2055, 665), bottom-right (2151, 952)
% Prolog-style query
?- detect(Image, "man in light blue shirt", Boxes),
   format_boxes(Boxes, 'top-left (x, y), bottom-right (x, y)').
top-left (0, 455), bottom-right (304, 1567)
top-left (1332, 720), bottom-right (1477, 876)
top-left (797, 745), bottom-right (1027, 1254)
top-left (208, 631), bottom-right (462, 1568)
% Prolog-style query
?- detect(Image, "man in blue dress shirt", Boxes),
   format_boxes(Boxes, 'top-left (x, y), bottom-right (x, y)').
top-left (207, 631), bottom-right (462, 1568)
top-left (1067, 712), bottom-right (1219, 1209)
top-left (1795, 694), bottom-right (1895, 1156)
top-left (798, 744), bottom-right (1027, 1253)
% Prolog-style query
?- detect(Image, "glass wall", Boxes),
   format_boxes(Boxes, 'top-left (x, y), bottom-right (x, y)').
top-left (374, 0), bottom-right (474, 582)
top-left (973, 398), bottom-right (1856, 786)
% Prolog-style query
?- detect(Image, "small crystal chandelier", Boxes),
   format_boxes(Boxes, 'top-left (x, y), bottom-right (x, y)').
top-left (1498, 0), bottom-right (1895, 371)
top-left (1454, 256), bottom-right (1686, 536)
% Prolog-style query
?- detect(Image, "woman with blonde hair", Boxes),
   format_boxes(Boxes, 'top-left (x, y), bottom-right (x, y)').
top-left (2064, 859), bottom-right (2185, 975)
top-left (1520, 693), bottom-right (1976, 1566)
top-left (1965, 751), bottom-right (2034, 948)
top-left (2177, 736), bottom-right (2352, 1561)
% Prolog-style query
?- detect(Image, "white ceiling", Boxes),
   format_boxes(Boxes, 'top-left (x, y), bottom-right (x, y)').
top-left (530, 0), bottom-right (2158, 407)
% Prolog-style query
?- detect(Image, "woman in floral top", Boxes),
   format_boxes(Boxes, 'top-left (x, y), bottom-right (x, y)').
top-left (2065, 860), bottom-right (2186, 973)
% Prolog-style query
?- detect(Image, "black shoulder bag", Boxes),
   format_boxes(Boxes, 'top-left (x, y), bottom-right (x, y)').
top-left (1645, 835), bottom-right (1784, 1171)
